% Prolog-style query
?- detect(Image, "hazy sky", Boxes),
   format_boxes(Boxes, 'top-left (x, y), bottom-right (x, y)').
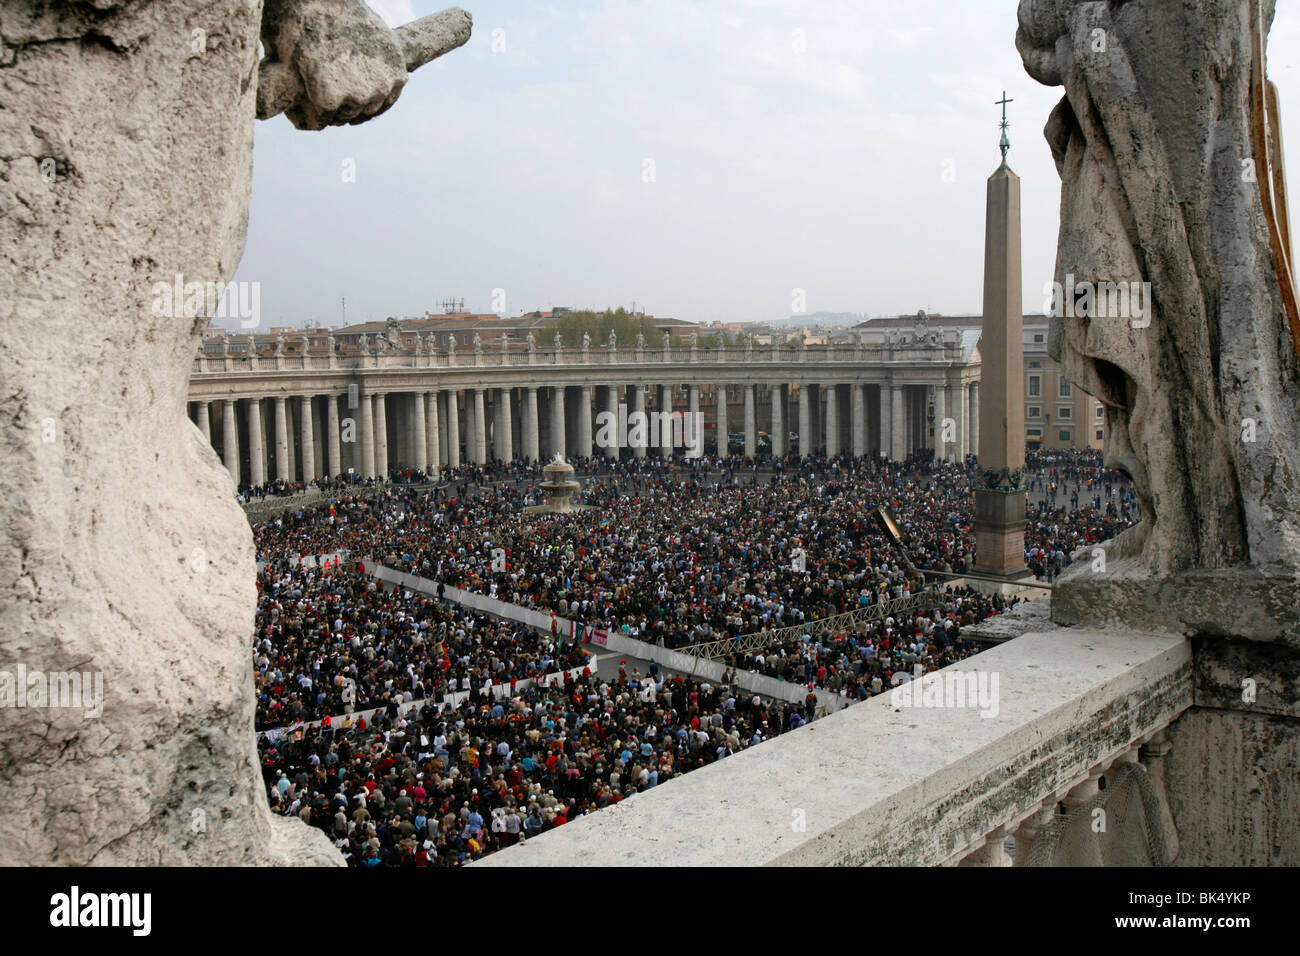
top-left (231, 0), bottom-right (1300, 330)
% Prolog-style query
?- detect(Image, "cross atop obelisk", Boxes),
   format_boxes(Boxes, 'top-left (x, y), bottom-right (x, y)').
top-left (996, 91), bottom-right (1014, 162)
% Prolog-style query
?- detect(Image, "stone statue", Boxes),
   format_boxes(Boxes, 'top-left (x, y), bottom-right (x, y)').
top-left (0, 0), bottom-right (470, 866)
top-left (273, 332), bottom-right (285, 356)
top-left (662, 332), bottom-right (671, 350)
top-left (526, 331), bottom-right (535, 351)
top-left (554, 331), bottom-right (563, 351)
top-left (636, 331), bottom-right (645, 350)
top-left (1017, 0), bottom-right (1300, 641)
top-left (297, 333), bottom-right (310, 354)
top-left (690, 330), bottom-right (698, 348)
top-left (384, 316), bottom-right (401, 348)
top-left (358, 333), bottom-right (371, 355)
top-left (582, 330), bottom-right (591, 350)
top-left (472, 332), bottom-right (482, 353)
top-left (608, 330), bottom-right (617, 349)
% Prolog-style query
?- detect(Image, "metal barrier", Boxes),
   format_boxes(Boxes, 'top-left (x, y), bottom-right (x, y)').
top-left (682, 588), bottom-right (943, 660)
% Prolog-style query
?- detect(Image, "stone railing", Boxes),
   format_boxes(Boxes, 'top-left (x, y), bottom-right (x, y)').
top-left (475, 614), bottom-right (1192, 867)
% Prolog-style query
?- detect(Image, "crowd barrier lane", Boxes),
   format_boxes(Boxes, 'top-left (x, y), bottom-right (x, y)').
top-left (362, 561), bottom-right (848, 712)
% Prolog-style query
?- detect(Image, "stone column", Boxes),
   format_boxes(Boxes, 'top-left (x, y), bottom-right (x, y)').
top-left (359, 393), bottom-right (376, 478)
top-left (933, 383), bottom-right (947, 462)
top-left (373, 393), bottom-right (389, 477)
top-left (604, 385), bottom-right (620, 459)
top-left (196, 402), bottom-right (211, 446)
top-left (632, 385), bottom-right (647, 459)
top-left (948, 383), bottom-right (965, 460)
top-left (687, 385), bottom-right (702, 457)
top-left (576, 386), bottom-right (593, 459)
top-left (471, 388), bottom-right (487, 464)
top-left (797, 385), bottom-right (812, 459)
top-left (768, 386), bottom-right (784, 458)
top-left (847, 382), bottom-right (868, 457)
top-left (522, 387), bottom-right (539, 463)
top-left (878, 384), bottom-right (891, 461)
top-left (659, 385), bottom-right (674, 459)
top-left (715, 385), bottom-right (727, 459)
top-left (413, 390), bottom-right (428, 471)
top-left (969, 382), bottom-right (980, 463)
top-left (426, 391), bottom-right (441, 473)
top-left (743, 385), bottom-right (757, 458)
top-left (299, 395), bottom-right (315, 480)
top-left (222, 399), bottom-right (239, 486)
top-left (825, 384), bottom-right (840, 457)
top-left (890, 385), bottom-right (906, 461)
top-left (497, 387), bottom-right (514, 462)
top-left (326, 395), bottom-right (341, 477)
top-left (436, 391), bottom-right (449, 467)
top-left (445, 391), bottom-right (460, 468)
top-left (248, 398), bottom-right (265, 487)
top-left (549, 386), bottom-right (566, 458)
top-left (285, 399), bottom-right (296, 480)
top-left (273, 397), bottom-right (290, 481)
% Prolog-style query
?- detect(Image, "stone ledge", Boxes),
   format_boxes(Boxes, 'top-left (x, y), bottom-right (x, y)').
top-left (475, 627), bottom-right (1192, 867)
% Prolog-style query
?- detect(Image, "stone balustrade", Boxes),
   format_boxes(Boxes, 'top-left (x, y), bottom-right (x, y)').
top-left (474, 619), bottom-right (1192, 867)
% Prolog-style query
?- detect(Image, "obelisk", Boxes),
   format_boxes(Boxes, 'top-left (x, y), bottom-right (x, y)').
top-left (972, 93), bottom-right (1029, 583)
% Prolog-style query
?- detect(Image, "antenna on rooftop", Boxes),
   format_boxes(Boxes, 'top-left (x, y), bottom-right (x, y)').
top-left (440, 298), bottom-right (464, 315)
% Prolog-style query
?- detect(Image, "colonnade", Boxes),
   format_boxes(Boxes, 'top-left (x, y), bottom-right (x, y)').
top-left (189, 378), bottom-right (980, 487)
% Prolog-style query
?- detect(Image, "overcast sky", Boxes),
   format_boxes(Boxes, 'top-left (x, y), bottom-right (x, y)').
top-left (230, 0), bottom-right (1300, 330)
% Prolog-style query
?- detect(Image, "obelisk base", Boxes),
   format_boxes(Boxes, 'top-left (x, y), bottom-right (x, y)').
top-left (971, 488), bottom-right (1030, 593)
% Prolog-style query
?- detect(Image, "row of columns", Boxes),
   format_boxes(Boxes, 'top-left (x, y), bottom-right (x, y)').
top-left (189, 380), bottom-right (982, 486)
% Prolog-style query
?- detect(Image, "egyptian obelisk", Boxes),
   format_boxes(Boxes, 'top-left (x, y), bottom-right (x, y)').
top-left (972, 93), bottom-right (1029, 583)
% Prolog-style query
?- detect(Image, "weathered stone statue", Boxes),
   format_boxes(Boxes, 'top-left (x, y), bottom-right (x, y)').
top-left (1019, 0), bottom-right (1299, 866)
top-left (608, 330), bottom-right (617, 349)
top-left (582, 330), bottom-right (591, 350)
top-left (1018, 0), bottom-right (1300, 641)
top-left (636, 331), bottom-right (645, 350)
top-left (526, 331), bottom-right (536, 351)
top-left (273, 332), bottom-right (285, 356)
top-left (472, 332), bottom-right (482, 353)
top-left (0, 1), bottom-right (470, 866)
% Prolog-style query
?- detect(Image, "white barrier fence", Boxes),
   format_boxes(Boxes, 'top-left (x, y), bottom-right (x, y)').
top-left (364, 561), bottom-right (852, 715)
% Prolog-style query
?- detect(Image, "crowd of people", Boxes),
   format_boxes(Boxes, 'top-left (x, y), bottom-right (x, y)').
top-left (259, 666), bottom-right (817, 866)
top-left (248, 448), bottom-right (1140, 864)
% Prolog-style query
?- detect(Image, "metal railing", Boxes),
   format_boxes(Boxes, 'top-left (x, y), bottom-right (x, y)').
top-left (681, 587), bottom-right (942, 660)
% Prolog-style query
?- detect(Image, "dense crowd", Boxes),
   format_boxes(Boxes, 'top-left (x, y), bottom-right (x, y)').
top-left (253, 563), bottom-right (587, 729)
top-left (248, 449), bottom-right (1140, 864)
top-left (259, 667), bottom-right (819, 866)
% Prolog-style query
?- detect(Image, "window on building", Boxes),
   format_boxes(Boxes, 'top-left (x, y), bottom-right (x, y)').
top-left (1059, 377), bottom-right (1073, 398)
top-left (1059, 430), bottom-right (1071, 442)
top-left (1028, 374), bottom-right (1041, 397)
top-left (1028, 405), bottom-right (1041, 418)
top-left (1028, 361), bottom-right (1041, 368)
top-left (1095, 405), bottom-right (1104, 420)
top-left (1057, 406), bottom-right (1072, 420)
top-left (1033, 334), bottom-right (1044, 343)
top-left (1095, 429), bottom-right (1104, 441)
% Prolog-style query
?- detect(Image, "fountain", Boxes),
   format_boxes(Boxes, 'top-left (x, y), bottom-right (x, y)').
top-left (527, 454), bottom-right (588, 514)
